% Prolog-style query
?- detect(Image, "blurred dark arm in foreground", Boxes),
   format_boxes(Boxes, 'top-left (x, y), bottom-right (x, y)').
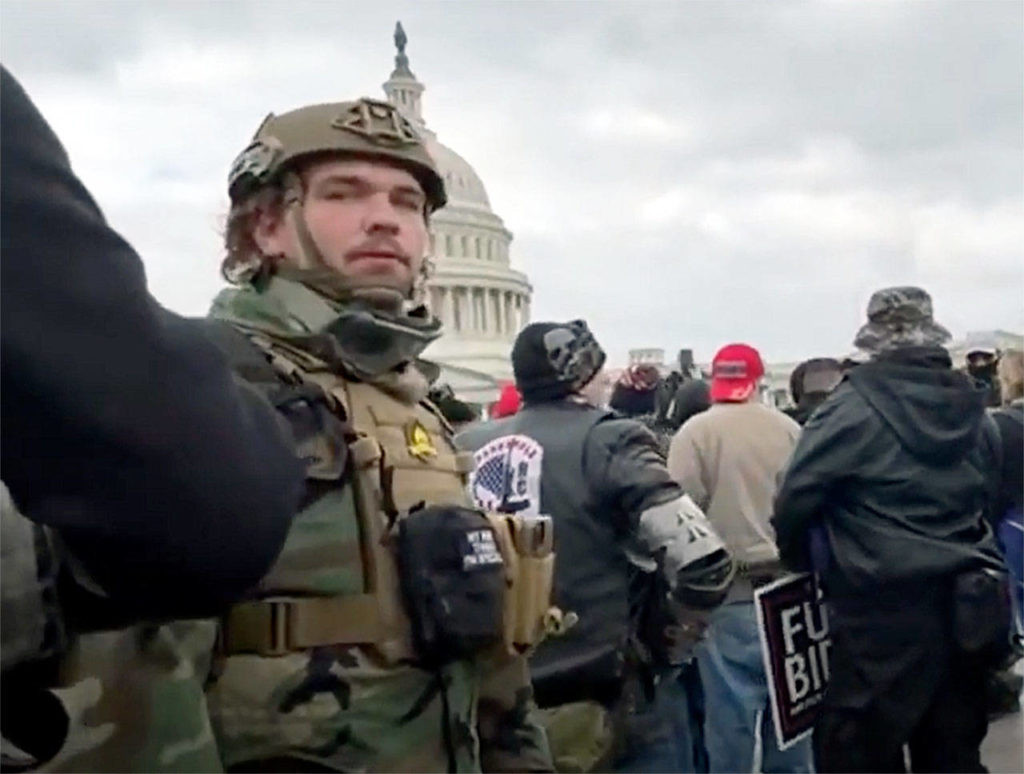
top-left (0, 66), bottom-right (304, 623)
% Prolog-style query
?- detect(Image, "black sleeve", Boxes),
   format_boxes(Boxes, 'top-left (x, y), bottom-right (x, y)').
top-left (980, 413), bottom-right (1008, 526)
top-left (772, 387), bottom-right (871, 569)
top-left (583, 417), bottom-right (682, 535)
top-left (0, 67), bottom-right (305, 622)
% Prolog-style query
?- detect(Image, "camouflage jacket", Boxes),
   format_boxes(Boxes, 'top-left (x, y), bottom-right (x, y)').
top-left (36, 622), bottom-right (222, 773)
top-left (205, 278), bottom-right (553, 773)
top-left (2, 484), bottom-right (222, 773)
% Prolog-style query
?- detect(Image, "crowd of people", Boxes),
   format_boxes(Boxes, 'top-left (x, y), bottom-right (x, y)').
top-left (2, 64), bottom-right (1021, 774)
top-left (444, 303), bottom-right (1023, 774)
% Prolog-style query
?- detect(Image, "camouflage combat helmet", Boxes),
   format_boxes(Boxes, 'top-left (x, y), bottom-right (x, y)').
top-left (228, 98), bottom-right (446, 211)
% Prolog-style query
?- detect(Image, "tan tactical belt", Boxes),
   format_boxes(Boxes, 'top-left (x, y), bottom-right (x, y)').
top-left (219, 594), bottom-right (383, 657)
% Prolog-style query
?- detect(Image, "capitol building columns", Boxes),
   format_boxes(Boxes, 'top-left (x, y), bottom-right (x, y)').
top-left (426, 282), bottom-right (532, 341)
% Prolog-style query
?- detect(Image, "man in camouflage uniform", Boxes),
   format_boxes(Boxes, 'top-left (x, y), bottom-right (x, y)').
top-left (203, 97), bottom-right (554, 772)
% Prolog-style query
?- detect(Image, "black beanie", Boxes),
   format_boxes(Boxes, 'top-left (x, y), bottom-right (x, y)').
top-left (512, 320), bottom-right (607, 403)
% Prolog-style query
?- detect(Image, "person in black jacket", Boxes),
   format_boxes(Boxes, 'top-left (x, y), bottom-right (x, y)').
top-left (458, 321), bottom-right (734, 772)
top-left (967, 347), bottom-right (1003, 408)
top-left (773, 287), bottom-right (1007, 773)
top-left (0, 66), bottom-right (305, 630)
top-left (785, 357), bottom-right (842, 425)
top-left (993, 350), bottom-right (1024, 523)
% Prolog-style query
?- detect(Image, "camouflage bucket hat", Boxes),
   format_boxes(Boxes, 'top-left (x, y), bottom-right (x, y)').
top-left (228, 98), bottom-right (446, 210)
top-left (853, 286), bottom-right (952, 354)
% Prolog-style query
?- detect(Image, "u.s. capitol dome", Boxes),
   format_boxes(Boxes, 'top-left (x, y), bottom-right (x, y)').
top-left (382, 24), bottom-right (532, 404)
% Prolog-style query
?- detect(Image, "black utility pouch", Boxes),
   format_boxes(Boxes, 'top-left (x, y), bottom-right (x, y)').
top-left (952, 568), bottom-right (1012, 666)
top-left (397, 505), bottom-right (506, 667)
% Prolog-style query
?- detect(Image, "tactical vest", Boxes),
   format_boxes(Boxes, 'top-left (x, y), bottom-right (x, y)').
top-left (204, 331), bottom-right (500, 771)
top-left (457, 402), bottom-right (633, 687)
top-left (216, 333), bottom-right (475, 662)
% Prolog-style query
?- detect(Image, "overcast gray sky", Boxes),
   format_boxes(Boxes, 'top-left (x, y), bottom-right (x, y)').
top-left (3, 0), bottom-right (1021, 365)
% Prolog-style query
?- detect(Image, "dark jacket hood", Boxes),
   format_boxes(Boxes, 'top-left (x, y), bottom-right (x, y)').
top-left (848, 346), bottom-right (987, 464)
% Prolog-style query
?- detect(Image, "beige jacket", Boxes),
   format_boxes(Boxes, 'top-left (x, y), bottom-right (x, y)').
top-left (668, 401), bottom-right (801, 567)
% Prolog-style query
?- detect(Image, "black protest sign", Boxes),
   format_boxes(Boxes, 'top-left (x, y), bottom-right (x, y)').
top-left (754, 573), bottom-right (831, 750)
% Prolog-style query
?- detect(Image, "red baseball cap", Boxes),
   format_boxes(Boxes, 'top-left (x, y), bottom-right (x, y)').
top-left (491, 382), bottom-right (522, 418)
top-left (710, 343), bottom-right (765, 402)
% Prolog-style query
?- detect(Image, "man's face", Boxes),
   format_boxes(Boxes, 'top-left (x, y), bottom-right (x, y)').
top-left (255, 157), bottom-right (429, 294)
top-left (968, 352), bottom-right (996, 372)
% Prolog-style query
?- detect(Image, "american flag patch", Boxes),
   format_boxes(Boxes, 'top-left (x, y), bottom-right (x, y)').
top-left (470, 434), bottom-right (544, 516)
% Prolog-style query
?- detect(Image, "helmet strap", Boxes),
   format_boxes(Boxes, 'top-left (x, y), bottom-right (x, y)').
top-left (282, 173), bottom-right (324, 271)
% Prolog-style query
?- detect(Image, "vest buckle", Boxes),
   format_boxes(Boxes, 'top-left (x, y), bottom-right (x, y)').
top-left (267, 600), bottom-right (292, 656)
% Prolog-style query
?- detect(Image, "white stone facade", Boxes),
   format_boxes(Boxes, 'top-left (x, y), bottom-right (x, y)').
top-left (629, 348), bottom-right (667, 368)
top-left (382, 27), bottom-right (531, 398)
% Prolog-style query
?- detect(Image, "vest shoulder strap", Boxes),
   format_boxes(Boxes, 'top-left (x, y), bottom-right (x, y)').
top-left (420, 397), bottom-right (455, 437)
top-left (202, 319), bottom-right (281, 386)
top-left (208, 320), bottom-right (354, 416)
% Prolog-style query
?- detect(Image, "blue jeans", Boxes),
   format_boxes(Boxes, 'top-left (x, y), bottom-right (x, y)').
top-left (696, 602), bottom-right (813, 773)
top-left (679, 659), bottom-right (709, 773)
top-left (997, 507), bottom-right (1024, 634)
top-left (613, 669), bottom-right (700, 773)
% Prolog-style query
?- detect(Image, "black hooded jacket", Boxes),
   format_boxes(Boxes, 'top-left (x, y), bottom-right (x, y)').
top-left (773, 347), bottom-right (1003, 594)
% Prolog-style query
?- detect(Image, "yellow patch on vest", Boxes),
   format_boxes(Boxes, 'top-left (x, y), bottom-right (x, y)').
top-left (406, 420), bottom-right (437, 461)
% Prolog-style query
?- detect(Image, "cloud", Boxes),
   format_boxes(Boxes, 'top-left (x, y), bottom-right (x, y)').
top-left (583, 107), bottom-right (698, 145)
top-left (912, 200), bottom-right (1024, 281)
top-left (2, 0), bottom-right (1021, 366)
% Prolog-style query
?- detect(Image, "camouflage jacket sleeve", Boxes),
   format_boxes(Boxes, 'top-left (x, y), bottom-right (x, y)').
top-left (476, 652), bottom-right (554, 773)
